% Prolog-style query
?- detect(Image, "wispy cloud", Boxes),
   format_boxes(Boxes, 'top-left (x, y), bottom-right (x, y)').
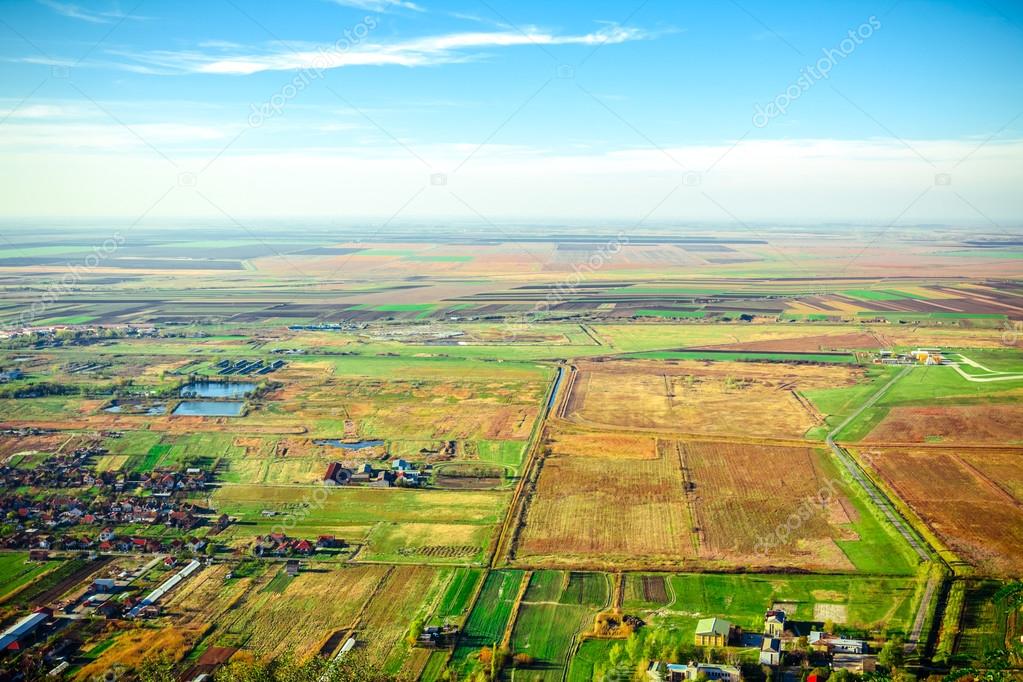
top-left (36, 0), bottom-right (143, 24)
top-left (328, 0), bottom-right (424, 13)
top-left (114, 25), bottom-right (651, 76)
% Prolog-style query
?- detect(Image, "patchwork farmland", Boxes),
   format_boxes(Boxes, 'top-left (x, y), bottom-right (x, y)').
top-left (0, 226), bottom-right (1020, 679)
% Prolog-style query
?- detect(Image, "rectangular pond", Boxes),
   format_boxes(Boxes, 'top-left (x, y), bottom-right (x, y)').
top-left (179, 381), bottom-right (257, 399)
top-left (172, 400), bottom-right (245, 417)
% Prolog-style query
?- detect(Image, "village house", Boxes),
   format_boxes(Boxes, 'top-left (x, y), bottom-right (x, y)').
top-left (759, 637), bottom-right (782, 666)
top-left (648, 662), bottom-right (742, 682)
top-left (763, 609), bottom-right (787, 637)
top-left (415, 624), bottom-right (459, 648)
top-left (694, 618), bottom-right (734, 647)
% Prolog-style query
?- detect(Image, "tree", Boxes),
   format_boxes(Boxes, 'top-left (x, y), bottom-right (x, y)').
top-left (878, 635), bottom-right (906, 670)
top-left (512, 653), bottom-right (534, 667)
top-left (406, 616), bottom-right (425, 646)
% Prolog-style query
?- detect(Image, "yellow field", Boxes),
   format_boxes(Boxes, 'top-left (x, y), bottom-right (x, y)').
top-left (563, 360), bottom-right (855, 439)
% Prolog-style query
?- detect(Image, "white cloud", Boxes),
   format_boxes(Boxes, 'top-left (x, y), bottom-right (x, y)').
top-left (36, 0), bottom-right (144, 24)
top-left (328, 0), bottom-right (424, 12)
top-left (112, 25), bottom-right (651, 76)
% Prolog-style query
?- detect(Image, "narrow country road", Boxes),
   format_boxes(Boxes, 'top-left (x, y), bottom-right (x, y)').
top-left (825, 365), bottom-right (943, 654)
top-left (825, 366), bottom-right (929, 562)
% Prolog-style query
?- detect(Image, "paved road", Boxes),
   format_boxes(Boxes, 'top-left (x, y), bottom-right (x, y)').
top-left (906, 572), bottom-right (941, 653)
top-left (825, 365), bottom-right (944, 655)
top-left (825, 366), bottom-right (930, 562)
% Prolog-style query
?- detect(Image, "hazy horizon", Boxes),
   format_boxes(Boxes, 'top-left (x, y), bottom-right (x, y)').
top-left (1, 0), bottom-right (1022, 224)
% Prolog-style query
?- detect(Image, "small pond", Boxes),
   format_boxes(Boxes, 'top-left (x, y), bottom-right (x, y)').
top-left (173, 400), bottom-right (245, 417)
top-left (314, 439), bottom-right (385, 450)
top-left (104, 403), bottom-right (166, 415)
top-left (179, 381), bottom-right (257, 399)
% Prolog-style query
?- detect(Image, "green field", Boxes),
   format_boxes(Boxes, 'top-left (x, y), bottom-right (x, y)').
top-left (434, 568), bottom-right (484, 623)
top-left (624, 573), bottom-right (924, 639)
top-left (508, 571), bottom-right (611, 681)
top-left (0, 553), bottom-right (52, 602)
top-left (452, 570), bottom-right (525, 669)
top-left (634, 309), bottom-right (707, 319)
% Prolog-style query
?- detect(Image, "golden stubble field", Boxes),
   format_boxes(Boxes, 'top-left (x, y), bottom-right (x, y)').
top-left (514, 426), bottom-right (862, 572)
top-left (562, 359), bottom-right (860, 439)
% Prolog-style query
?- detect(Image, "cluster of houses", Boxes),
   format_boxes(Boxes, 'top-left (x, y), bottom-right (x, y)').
top-left (0, 446), bottom-right (110, 489)
top-left (875, 348), bottom-right (944, 366)
top-left (323, 459), bottom-right (424, 487)
top-left (250, 532), bottom-right (344, 558)
top-left (0, 494), bottom-right (227, 553)
top-left (139, 467), bottom-right (209, 494)
top-left (668, 608), bottom-right (875, 680)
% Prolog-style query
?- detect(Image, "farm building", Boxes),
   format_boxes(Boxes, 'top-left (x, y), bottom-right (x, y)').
top-left (415, 624), bottom-right (459, 648)
top-left (0, 607), bottom-right (52, 651)
top-left (323, 462), bottom-right (352, 485)
top-left (763, 609), bottom-right (787, 637)
top-left (128, 559), bottom-right (201, 618)
top-left (809, 631), bottom-right (868, 654)
top-left (648, 661), bottom-right (742, 682)
top-left (694, 618), bottom-right (734, 647)
top-left (285, 559), bottom-right (300, 577)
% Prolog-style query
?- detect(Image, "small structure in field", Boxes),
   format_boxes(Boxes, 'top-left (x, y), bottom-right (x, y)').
top-left (415, 624), bottom-right (459, 648)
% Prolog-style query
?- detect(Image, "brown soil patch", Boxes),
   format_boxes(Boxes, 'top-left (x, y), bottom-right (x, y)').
top-left (696, 332), bottom-right (883, 353)
top-left (861, 447), bottom-right (1023, 577)
top-left (865, 405), bottom-right (1023, 444)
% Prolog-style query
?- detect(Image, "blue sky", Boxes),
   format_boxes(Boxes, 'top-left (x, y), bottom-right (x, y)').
top-left (0, 0), bottom-right (1021, 223)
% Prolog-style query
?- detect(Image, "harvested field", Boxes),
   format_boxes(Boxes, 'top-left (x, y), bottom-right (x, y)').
top-left (518, 431), bottom-right (916, 573)
top-left (859, 447), bottom-right (1023, 577)
top-left (187, 564), bottom-right (389, 658)
top-left (681, 441), bottom-right (857, 571)
top-left (516, 437), bottom-right (697, 568)
top-left (864, 405), bottom-right (1023, 444)
top-left (563, 360), bottom-right (860, 439)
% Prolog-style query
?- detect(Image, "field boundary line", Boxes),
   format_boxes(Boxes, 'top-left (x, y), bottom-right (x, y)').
top-left (492, 365), bottom-right (564, 566)
top-left (501, 569), bottom-right (532, 650)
